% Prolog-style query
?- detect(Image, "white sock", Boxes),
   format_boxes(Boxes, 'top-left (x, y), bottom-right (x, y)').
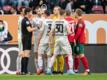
top-left (48, 54), bottom-right (57, 69)
top-left (35, 59), bottom-right (38, 70)
top-left (38, 55), bottom-right (43, 69)
top-left (68, 54), bottom-right (73, 70)
top-left (47, 57), bottom-right (51, 69)
top-left (16, 56), bottom-right (21, 72)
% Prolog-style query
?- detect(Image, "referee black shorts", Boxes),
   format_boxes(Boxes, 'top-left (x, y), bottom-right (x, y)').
top-left (22, 36), bottom-right (32, 50)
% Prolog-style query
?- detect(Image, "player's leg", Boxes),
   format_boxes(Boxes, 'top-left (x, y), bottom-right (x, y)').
top-left (61, 39), bottom-right (75, 74)
top-left (21, 38), bottom-right (31, 75)
top-left (74, 54), bottom-right (80, 73)
top-left (78, 44), bottom-right (90, 75)
top-left (73, 44), bottom-right (80, 73)
top-left (34, 36), bottom-right (39, 71)
top-left (37, 44), bottom-right (47, 75)
top-left (23, 50), bottom-right (31, 74)
top-left (46, 44), bottom-right (59, 75)
top-left (16, 51), bottom-right (23, 74)
top-left (46, 47), bottom-right (52, 72)
top-left (65, 42), bottom-right (75, 71)
top-left (53, 58), bottom-right (58, 74)
top-left (59, 55), bottom-right (64, 74)
top-left (16, 35), bottom-right (23, 75)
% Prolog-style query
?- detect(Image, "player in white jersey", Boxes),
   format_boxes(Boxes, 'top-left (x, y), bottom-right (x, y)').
top-left (32, 7), bottom-right (44, 72)
top-left (16, 7), bottom-right (25, 75)
top-left (46, 10), bottom-right (75, 75)
top-left (36, 10), bottom-right (53, 75)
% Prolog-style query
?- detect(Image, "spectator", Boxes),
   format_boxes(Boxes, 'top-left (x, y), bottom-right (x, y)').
top-left (101, 0), bottom-right (107, 13)
top-left (29, 0), bottom-right (33, 9)
top-left (18, 0), bottom-right (30, 8)
top-left (59, 0), bottom-right (69, 9)
top-left (65, 0), bottom-right (75, 12)
top-left (0, 0), bottom-right (5, 7)
top-left (0, 20), bottom-right (12, 44)
top-left (11, 0), bottom-right (18, 8)
top-left (74, 0), bottom-right (93, 13)
top-left (10, 7), bottom-right (17, 15)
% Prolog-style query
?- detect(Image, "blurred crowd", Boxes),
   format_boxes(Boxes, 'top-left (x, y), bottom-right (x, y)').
top-left (0, 0), bottom-right (107, 14)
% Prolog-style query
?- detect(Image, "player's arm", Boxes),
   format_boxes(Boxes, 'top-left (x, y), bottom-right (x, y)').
top-left (25, 20), bottom-right (37, 32)
top-left (27, 26), bottom-right (37, 32)
top-left (74, 21), bottom-right (84, 40)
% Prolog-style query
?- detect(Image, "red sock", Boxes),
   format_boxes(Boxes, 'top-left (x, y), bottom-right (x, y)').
top-left (81, 56), bottom-right (89, 72)
top-left (65, 56), bottom-right (69, 70)
top-left (74, 57), bottom-right (80, 71)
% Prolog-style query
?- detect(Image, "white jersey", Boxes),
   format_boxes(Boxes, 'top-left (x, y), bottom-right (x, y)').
top-left (38, 19), bottom-right (53, 55)
top-left (52, 19), bottom-right (69, 38)
top-left (40, 19), bottom-right (53, 44)
top-left (32, 16), bottom-right (44, 52)
top-left (32, 17), bottom-right (43, 35)
top-left (18, 15), bottom-right (23, 38)
top-left (51, 19), bottom-right (72, 55)
top-left (18, 15), bottom-right (24, 51)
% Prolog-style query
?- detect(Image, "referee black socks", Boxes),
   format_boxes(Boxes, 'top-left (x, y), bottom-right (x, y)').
top-left (21, 57), bottom-right (29, 74)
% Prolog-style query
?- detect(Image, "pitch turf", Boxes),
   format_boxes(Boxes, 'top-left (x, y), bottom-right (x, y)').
top-left (0, 73), bottom-right (107, 80)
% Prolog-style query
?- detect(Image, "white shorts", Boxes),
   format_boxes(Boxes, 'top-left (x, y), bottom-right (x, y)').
top-left (38, 43), bottom-right (51, 56)
top-left (54, 37), bottom-right (72, 55)
top-left (18, 34), bottom-right (23, 51)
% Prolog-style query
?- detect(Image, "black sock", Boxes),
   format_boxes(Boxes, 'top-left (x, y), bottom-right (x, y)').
top-left (21, 58), bottom-right (25, 73)
top-left (24, 57), bottom-right (29, 74)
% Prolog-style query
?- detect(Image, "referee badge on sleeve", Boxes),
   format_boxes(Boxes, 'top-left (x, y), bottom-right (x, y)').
top-left (26, 21), bottom-right (30, 25)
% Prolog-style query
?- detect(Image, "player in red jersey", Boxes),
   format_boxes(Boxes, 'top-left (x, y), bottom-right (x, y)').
top-left (65, 10), bottom-right (75, 72)
top-left (74, 9), bottom-right (90, 75)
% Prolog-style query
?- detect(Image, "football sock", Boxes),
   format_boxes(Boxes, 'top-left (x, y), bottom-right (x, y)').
top-left (81, 56), bottom-right (89, 72)
top-left (59, 55), bottom-right (64, 72)
top-left (53, 58), bottom-right (58, 72)
top-left (16, 56), bottom-right (21, 72)
top-left (74, 57), bottom-right (80, 72)
top-left (38, 55), bottom-right (43, 69)
top-left (65, 56), bottom-right (69, 70)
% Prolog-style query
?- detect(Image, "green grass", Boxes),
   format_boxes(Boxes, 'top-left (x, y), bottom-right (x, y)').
top-left (0, 73), bottom-right (107, 80)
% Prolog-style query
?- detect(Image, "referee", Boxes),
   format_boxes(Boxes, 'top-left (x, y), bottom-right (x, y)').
top-left (21, 8), bottom-right (36, 75)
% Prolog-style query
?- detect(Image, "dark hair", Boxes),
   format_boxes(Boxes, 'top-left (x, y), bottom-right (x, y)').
top-left (0, 20), bottom-right (3, 23)
top-left (75, 9), bottom-right (83, 16)
top-left (44, 10), bottom-right (50, 16)
top-left (24, 8), bottom-right (32, 15)
top-left (66, 10), bottom-right (71, 16)
top-left (35, 6), bottom-right (41, 10)
top-left (20, 7), bottom-right (26, 12)
top-left (59, 9), bottom-right (65, 16)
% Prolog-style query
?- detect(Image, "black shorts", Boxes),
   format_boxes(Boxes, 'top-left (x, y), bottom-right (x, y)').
top-left (22, 37), bottom-right (32, 50)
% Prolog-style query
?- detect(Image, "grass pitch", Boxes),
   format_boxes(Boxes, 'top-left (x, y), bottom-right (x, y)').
top-left (0, 73), bottom-right (107, 80)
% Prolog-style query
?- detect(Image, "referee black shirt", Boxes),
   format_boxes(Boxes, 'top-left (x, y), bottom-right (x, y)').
top-left (21, 17), bottom-right (32, 50)
top-left (21, 17), bottom-right (32, 38)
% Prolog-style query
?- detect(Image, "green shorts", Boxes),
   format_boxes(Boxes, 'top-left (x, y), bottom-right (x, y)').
top-left (70, 42), bottom-right (75, 55)
top-left (74, 44), bottom-right (85, 55)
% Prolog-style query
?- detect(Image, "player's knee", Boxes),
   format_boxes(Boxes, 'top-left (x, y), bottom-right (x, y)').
top-left (24, 50), bottom-right (31, 57)
top-left (79, 54), bottom-right (85, 58)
